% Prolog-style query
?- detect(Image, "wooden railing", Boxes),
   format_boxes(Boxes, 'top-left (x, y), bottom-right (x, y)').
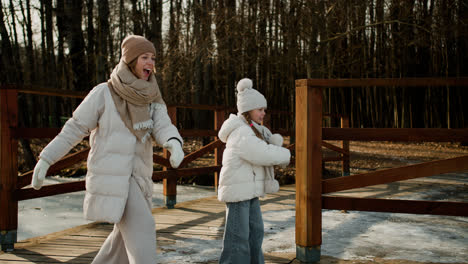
top-left (294, 77), bottom-right (468, 263)
top-left (0, 87), bottom-right (230, 251)
top-left (0, 84), bottom-right (350, 252)
top-left (0, 86), bottom-right (290, 251)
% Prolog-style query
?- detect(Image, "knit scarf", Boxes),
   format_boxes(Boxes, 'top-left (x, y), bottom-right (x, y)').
top-left (108, 60), bottom-right (165, 142)
top-left (247, 117), bottom-right (279, 193)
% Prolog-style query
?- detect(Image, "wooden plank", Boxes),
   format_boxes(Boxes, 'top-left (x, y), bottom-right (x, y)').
top-left (323, 128), bottom-right (468, 142)
top-left (12, 128), bottom-right (61, 139)
top-left (323, 196), bottom-right (468, 217)
top-left (0, 254), bottom-right (92, 264)
top-left (341, 117), bottom-right (350, 175)
top-left (295, 82), bottom-right (322, 247)
top-left (296, 77), bottom-right (468, 88)
top-left (322, 141), bottom-right (347, 155)
top-left (153, 166), bottom-right (221, 181)
top-left (179, 139), bottom-right (223, 168)
top-left (323, 155), bottom-right (468, 194)
top-left (17, 148), bottom-right (89, 189)
top-left (15, 85), bottom-right (89, 98)
top-left (0, 89), bottom-right (19, 237)
top-left (153, 153), bottom-right (171, 168)
top-left (15, 181), bottom-right (85, 201)
top-left (179, 129), bottom-right (218, 137)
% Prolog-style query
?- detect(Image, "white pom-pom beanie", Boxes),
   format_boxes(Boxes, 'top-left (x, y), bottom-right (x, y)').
top-left (236, 78), bottom-right (267, 114)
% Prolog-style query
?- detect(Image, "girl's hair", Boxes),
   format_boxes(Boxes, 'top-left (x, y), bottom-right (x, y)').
top-left (242, 112), bottom-right (265, 141)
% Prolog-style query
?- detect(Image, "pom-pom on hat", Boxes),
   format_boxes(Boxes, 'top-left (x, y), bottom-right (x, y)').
top-left (120, 35), bottom-right (156, 64)
top-left (236, 78), bottom-right (267, 114)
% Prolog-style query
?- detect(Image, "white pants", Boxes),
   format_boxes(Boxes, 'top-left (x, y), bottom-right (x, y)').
top-left (92, 177), bottom-right (157, 264)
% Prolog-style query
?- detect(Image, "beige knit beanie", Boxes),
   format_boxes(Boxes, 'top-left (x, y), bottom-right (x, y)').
top-left (120, 35), bottom-right (156, 64)
top-left (236, 78), bottom-right (267, 114)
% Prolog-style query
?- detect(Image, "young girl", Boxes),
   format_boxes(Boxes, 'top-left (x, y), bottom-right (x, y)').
top-left (217, 78), bottom-right (291, 263)
top-left (31, 35), bottom-right (184, 263)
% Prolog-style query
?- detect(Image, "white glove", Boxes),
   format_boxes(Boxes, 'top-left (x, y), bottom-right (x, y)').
top-left (163, 139), bottom-right (184, 168)
top-left (32, 159), bottom-right (50, 190)
top-left (269, 133), bottom-right (284, 146)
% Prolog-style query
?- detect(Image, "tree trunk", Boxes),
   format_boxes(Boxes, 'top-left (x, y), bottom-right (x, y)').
top-left (1, 1), bottom-right (16, 84)
top-left (44, 0), bottom-right (60, 127)
top-left (24, 0), bottom-right (35, 83)
top-left (149, 0), bottom-right (163, 69)
top-left (97, 0), bottom-right (110, 83)
top-left (131, 0), bottom-right (143, 35)
top-left (87, 0), bottom-right (96, 85)
top-left (64, 0), bottom-right (88, 91)
top-left (118, 0), bottom-right (127, 49)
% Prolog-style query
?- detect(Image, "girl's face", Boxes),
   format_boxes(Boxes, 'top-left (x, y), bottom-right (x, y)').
top-left (249, 108), bottom-right (266, 124)
top-left (134, 52), bottom-right (155, 80)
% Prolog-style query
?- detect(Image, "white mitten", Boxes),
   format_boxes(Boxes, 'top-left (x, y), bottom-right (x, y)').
top-left (269, 133), bottom-right (284, 146)
top-left (163, 139), bottom-right (184, 168)
top-left (32, 159), bottom-right (50, 190)
top-left (279, 147), bottom-right (291, 169)
top-left (279, 162), bottom-right (289, 169)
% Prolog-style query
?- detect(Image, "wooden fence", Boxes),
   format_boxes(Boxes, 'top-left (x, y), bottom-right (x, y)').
top-left (0, 83), bottom-right (347, 253)
top-left (294, 78), bottom-right (468, 263)
top-left (0, 86), bottom-right (347, 253)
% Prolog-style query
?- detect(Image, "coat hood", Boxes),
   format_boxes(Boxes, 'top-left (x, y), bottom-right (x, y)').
top-left (218, 114), bottom-right (247, 143)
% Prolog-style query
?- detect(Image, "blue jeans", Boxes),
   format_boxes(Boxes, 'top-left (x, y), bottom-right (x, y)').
top-left (219, 197), bottom-right (265, 264)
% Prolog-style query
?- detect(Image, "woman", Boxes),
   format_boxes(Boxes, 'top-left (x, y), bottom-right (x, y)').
top-left (31, 35), bottom-right (184, 263)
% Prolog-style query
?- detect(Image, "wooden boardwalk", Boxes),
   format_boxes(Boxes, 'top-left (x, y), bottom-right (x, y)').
top-left (0, 186), bottom-right (297, 264)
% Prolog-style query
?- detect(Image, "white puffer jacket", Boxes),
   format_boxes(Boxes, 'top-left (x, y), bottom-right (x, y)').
top-left (217, 113), bottom-right (291, 203)
top-left (39, 83), bottom-right (182, 223)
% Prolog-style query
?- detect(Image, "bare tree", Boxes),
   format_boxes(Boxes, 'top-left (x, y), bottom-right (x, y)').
top-left (87, 0), bottom-right (96, 85)
top-left (64, 0), bottom-right (88, 91)
top-left (97, 0), bottom-right (110, 83)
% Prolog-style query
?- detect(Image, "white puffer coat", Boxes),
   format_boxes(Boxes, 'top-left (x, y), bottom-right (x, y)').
top-left (39, 83), bottom-right (182, 223)
top-left (217, 113), bottom-right (291, 203)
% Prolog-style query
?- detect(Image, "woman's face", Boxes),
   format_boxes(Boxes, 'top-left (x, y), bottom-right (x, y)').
top-left (249, 108), bottom-right (266, 124)
top-left (134, 52), bottom-right (155, 80)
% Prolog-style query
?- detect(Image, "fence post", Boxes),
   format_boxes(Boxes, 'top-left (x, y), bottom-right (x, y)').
top-left (0, 89), bottom-right (18, 252)
top-left (295, 80), bottom-right (322, 263)
top-left (163, 106), bottom-right (177, 209)
top-left (341, 116), bottom-right (350, 176)
top-left (214, 109), bottom-right (225, 192)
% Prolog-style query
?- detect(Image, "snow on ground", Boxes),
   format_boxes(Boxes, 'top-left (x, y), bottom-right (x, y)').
top-left (155, 206), bottom-right (468, 263)
top-left (18, 174), bottom-right (468, 263)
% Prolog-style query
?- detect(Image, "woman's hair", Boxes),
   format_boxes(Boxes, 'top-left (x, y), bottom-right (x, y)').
top-left (242, 112), bottom-right (265, 141)
top-left (127, 58), bottom-right (138, 76)
top-left (126, 56), bottom-right (157, 77)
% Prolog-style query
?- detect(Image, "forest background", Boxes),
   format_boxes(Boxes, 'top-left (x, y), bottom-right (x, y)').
top-left (1, 0), bottom-right (467, 171)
